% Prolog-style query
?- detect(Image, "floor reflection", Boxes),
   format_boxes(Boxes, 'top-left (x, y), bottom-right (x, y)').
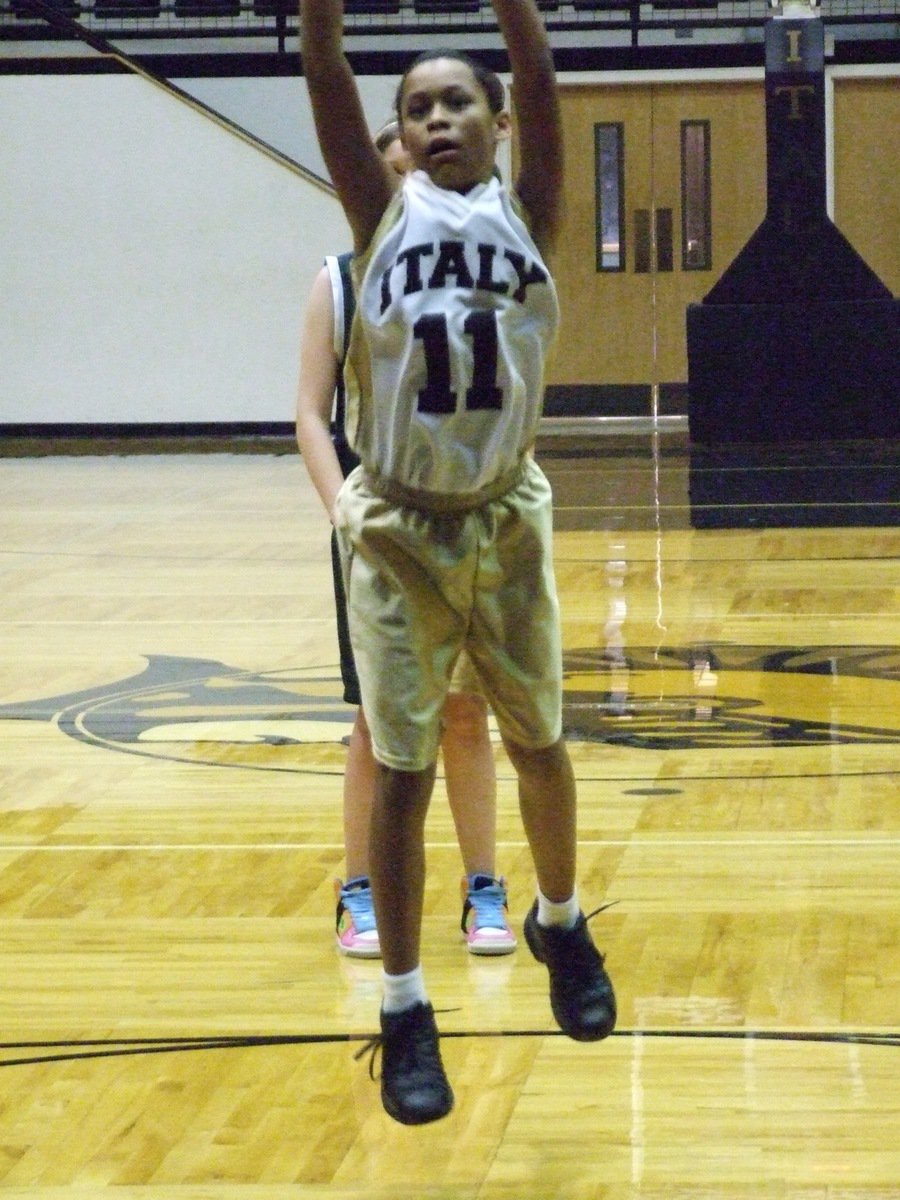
top-left (538, 432), bottom-right (900, 530)
top-left (689, 438), bottom-right (900, 528)
top-left (562, 643), bottom-right (899, 750)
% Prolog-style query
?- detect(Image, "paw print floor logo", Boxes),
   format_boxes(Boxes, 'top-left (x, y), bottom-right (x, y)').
top-left (0, 646), bottom-right (896, 780)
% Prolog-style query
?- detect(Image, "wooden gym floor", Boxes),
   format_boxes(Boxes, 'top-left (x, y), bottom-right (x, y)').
top-left (0, 432), bottom-right (897, 1198)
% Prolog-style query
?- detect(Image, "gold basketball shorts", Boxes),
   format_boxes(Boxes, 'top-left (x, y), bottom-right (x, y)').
top-left (334, 456), bottom-right (563, 771)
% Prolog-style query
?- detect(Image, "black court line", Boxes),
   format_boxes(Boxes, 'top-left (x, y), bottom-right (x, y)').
top-left (2, 1028), bottom-right (898, 1069)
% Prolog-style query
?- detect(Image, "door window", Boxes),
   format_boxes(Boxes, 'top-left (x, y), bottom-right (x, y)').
top-left (594, 122), bottom-right (626, 272)
top-left (681, 119), bottom-right (712, 271)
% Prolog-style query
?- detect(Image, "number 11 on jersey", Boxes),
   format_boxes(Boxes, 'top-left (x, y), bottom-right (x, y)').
top-left (413, 310), bottom-right (503, 415)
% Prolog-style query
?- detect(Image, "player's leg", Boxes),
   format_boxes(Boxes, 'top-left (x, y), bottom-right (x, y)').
top-left (332, 527), bottom-right (380, 957)
top-left (503, 734), bottom-right (616, 1043)
top-left (469, 462), bottom-right (615, 1040)
top-left (368, 761), bottom-right (454, 1124)
top-left (440, 687), bottom-right (516, 954)
top-left (335, 707), bottom-right (380, 957)
top-left (369, 762), bottom-right (434, 977)
top-left (501, 733), bottom-right (576, 902)
top-left (337, 475), bottom-right (462, 1124)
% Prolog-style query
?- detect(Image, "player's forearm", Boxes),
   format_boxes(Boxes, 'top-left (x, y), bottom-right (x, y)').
top-left (300, 0), bottom-right (348, 92)
top-left (493, 0), bottom-right (563, 251)
top-left (296, 410), bottom-right (345, 520)
top-left (491, 0), bottom-right (556, 89)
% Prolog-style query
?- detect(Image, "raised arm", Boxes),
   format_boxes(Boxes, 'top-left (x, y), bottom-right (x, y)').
top-left (300, 0), bottom-right (397, 250)
top-left (492, 0), bottom-right (563, 255)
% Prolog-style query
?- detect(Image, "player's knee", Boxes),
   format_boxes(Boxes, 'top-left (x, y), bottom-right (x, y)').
top-left (502, 733), bottom-right (569, 774)
top-left (441, 690), bottom-right (489, 740)
top-left (353, 706), bottom-right (372, 745)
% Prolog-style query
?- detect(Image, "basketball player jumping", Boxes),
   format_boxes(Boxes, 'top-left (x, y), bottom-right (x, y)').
top-left (301, 0), bottom-right (617, 1125)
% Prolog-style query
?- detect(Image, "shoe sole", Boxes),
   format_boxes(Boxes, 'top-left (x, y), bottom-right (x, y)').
top-left (466, 937), bottom-right (517, 956)
top-left (382, 1088), bottom-right (454, 1125)
top-left (336, 938), bottom-right (382, 959)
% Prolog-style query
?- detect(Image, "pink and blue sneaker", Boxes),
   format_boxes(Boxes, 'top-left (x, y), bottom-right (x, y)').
top-left (460, 874), bottom-right (517, 956)
top-left (335, 876), bottom-right (381, 958)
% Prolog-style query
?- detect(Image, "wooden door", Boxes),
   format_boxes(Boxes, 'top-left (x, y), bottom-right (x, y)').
top-left (832, 74), bottom-right (900, 295)
top-left (548, 80), bottom-right (766, 412)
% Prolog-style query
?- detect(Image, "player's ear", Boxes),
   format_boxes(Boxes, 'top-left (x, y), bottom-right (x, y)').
top-left (494, 110), bottom-right (512, 143)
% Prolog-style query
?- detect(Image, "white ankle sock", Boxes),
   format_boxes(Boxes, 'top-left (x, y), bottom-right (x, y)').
top-left (382, 965), bottom-right (428, 1014)
top-left (536, 887), bottom-right (579, 929)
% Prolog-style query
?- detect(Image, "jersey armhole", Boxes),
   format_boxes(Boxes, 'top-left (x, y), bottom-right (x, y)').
top-left (324, 255), bottom-right (346, 362)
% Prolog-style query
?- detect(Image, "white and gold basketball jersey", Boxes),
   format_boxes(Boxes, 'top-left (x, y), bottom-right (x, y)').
top-left (345, 170), bottom-right (559, 496)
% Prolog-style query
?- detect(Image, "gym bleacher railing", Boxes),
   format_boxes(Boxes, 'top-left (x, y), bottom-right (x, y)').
top-left (1, 0), bottom-right (898, 54)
